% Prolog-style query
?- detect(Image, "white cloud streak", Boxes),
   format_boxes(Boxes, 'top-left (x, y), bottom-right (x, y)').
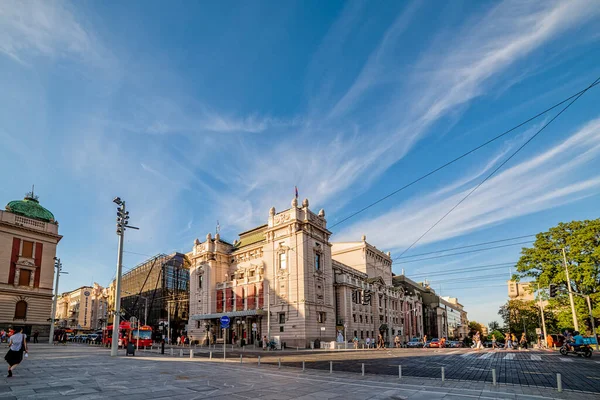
top-left (0, 0), bottom-right (110, 67)
top-left (338, 118), bottom-right (600, 250)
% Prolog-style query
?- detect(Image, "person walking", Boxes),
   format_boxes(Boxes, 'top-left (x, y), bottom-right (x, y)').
top-left (511, 333), bottom-right (517, 349)
top-left (377, 334), bottom-right (385, 349)
top-left (491, 334), bottom-right (498, 350)
top-left (519, 333), bottom-right (527, 350)
top-left (176, 335), bottom-right (181, 346)
top-left (353, 336), bottom-right (359, 349)
top-left (423, 335), bottom-right (428, 349)
top-left (33, 331), bottom-right (39, 344)
top-left (394, 335), bottom-right (401, 348)
top-left (365, 337), bottom-right (371, 349)
top-left (262, 335), bottom-right (268, 351)
top-left (504, 332), bottom-right (511, 349)
top-left (4, 327), bottom-right (27, 378)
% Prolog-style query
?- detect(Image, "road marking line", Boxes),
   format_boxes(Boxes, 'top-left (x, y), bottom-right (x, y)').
top-left (530, 355), bottom-right (542, 361)
top-left (503, 353), bottom-right (514, 360)
top-left (479, 352), bottom-right (493, 359)
top-left (446, 350), bottom-right (459, 354)
top-left (460, 352), bottom-right (477, 358)
top-left (559, 358), bottom-right (573, 362)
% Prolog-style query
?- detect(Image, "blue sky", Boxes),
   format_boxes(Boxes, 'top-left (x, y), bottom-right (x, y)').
top-left (1, 0), bottom-right (599, 326)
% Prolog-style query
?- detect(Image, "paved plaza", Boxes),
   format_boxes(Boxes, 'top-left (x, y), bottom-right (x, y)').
top-left (1, 343), bottom-right (599, 399)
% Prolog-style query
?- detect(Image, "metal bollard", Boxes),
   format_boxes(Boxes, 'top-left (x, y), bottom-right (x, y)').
top-left (492, 368), bottom-right (496, 386)
top-left (209, 351), bottom-right (212, 359)
top-left (557, 373), bottom-right (562, 392)
top-left (441, 367), bottom-right (445, 382)
top-left (258, 356), bottom-right (261, 366)
top-left (180, 349), bottom-right (183, 357)
top-left (330, 361), bottom-right (333, 374)
top-left (170, 348), bottom-right (173, 356)
top-left (278, 358), bottom-right (281, 369)
top-left (302, 360), bottom-right (305, 372)
top-left (399, 365), bottom-right (402, 379)
top-left (190, 350), bottom-right (194, 359)
top-left (240, 354), bottom-right (243, 364)
top-left (361, 363), bottom-right (365, 376)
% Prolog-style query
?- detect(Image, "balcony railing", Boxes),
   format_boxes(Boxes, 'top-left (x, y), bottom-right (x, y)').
top-left (15, 215), bottom-right (47, 229)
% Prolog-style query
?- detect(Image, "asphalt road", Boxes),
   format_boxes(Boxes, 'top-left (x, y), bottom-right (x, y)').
top-left (164, 345), bottom-right (600, 394)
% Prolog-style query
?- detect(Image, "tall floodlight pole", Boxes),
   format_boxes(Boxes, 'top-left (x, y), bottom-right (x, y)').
top-left (562, 248), bottom-right (579, 331)
top-left (110, 197), bottom-right (138, 357)
top-left (49, 258), bottom-right (68, 344)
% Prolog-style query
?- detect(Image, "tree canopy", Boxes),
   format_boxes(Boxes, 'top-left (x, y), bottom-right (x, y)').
top-left (513, 219), bottom-right (599, 333)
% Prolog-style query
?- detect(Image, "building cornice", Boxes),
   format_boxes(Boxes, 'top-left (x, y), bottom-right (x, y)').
top-left (0, 220), bottom-right (63, 243)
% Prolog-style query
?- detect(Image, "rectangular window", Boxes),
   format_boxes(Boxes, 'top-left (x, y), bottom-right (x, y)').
top-left (315, 253), bottom-right (321, 271)
top-left (353, 314), bottom-right (356, 323)
top-left (279, 312), bottom-right (286, 324)
top-left (317, 311), bottom-right (326, 323)
top-left (198, 275), bottom-right (203, 289)
top-left (280, 326), bottom-right (284, 332)
top-left (279, 252), bottom-right (287, 269)
top-left (360, 315), bottom-right (363, 323)
top-left (22, 241), bottom-right (34, 258)
top-left (19, 269), bottom-right (31, 286)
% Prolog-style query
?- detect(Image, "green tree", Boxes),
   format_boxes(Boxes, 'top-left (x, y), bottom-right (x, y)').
top-left (488, 321), bottom-right (501, 332)
top-left (468, 321), bottom-right (483, 338)
top-left (513, 219), bottom-right (600, 334)
top-left (498, 299), bottom-right (558, 340)
top-left (489, 329), bottom-right (504, 342)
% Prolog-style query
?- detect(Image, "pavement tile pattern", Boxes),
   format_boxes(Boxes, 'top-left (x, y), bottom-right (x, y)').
top-left (0, 344), bottom-right (598, 399)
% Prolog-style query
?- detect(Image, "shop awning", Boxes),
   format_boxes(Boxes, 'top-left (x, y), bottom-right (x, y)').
top-left (191, 309), bottom-right (266, 320)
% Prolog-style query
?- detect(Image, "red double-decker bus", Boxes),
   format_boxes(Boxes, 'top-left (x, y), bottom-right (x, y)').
top-left (103, 321), bottom-right (153, 348)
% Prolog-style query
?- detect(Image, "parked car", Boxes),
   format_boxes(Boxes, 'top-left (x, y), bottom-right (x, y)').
top-left (428, 338), bottom-right (441, 348)
top-left (80, 334), bottom-right (89, 342)
top-left (449, 341), bottom-right (464, 348)
top-left (406, 338), bottom-right (423, 348)
top-left (88, 334), bottom-right (98, 342)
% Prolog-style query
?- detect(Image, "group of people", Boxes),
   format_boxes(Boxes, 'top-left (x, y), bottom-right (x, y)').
top-left (175, 334), bottom-right (190, 346)
top-left (350, 334), bottom-right (386, 349)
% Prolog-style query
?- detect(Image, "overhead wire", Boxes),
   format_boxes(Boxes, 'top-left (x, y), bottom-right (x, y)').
top-left (329, 80), bottom-right (600, 230)
top-left (396, 75), bottom-right (600, 259)
top-left (394, 234), bottom-right (536, 259)
top-left (393, 240), bottom-right (533, 264)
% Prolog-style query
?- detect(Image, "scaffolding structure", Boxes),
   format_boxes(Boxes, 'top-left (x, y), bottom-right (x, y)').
top-left (110, 252), bottom-right (190, 340)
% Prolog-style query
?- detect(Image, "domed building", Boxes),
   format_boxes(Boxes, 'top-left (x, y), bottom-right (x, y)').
top-left (0, 190), bottom-right (62, 340)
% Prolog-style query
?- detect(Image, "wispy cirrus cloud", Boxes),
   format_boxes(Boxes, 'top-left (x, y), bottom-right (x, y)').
top-left (338, 117), bottom-right (600, 251)
top-left (204, 0), bottom-right (599, 233)
top-left (0, 0), bottom-right (111, 67)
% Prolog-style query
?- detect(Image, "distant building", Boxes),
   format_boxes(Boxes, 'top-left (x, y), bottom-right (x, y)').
top-left (187, 196), bottom-right (429, 348)
top-left (55, 283), bottom-right (108, 331)
top-left (0, 190), bottom-right (62, 339)
top-left (106, 252), bottom-right (190, 339)
top-left (507, 280), bottom-right (536, 301)
top-left (441, 296), bottom-right (469, 339)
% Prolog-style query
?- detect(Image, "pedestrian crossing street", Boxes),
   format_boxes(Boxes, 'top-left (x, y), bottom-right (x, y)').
top-left (441, 350), bottom-right (597, 363)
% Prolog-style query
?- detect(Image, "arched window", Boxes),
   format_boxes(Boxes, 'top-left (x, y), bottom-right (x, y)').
top-left (14, 300), bottom-right (27, 319)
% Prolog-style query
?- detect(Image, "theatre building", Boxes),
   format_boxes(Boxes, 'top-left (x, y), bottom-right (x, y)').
top-left (188, 197), bottom-right (417, 348)
top-left (0, 191), bottom-right (62, 339)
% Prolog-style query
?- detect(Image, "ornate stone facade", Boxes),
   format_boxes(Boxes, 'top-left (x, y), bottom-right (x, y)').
top-left (0, 192), bottom-right (62, 340)
top-left (187, 198), bottom-right (427, 347)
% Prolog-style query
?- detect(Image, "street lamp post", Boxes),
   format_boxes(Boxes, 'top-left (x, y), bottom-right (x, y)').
top-left (49, 258), bottom-right (68, 345)
top-left (110, 197), bottom-right (138, 357)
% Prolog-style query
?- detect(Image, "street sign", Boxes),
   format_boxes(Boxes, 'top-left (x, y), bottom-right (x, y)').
top-left (220, 316), bottom-right (230, 329)
top-left (252, 323), bottom-right (257, 331)
top-left (536, 328), bottom-right (542, 335)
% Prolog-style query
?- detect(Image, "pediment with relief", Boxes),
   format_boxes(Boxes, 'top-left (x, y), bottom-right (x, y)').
top-left (16, 257), bottom-right (36, 268)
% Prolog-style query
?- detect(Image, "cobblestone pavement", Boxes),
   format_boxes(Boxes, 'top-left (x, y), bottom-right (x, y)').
top-left (1, 344), bottom-right (598, 399)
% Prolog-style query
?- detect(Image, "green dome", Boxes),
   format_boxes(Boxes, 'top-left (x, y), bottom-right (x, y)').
top-left (6, 194), bottom-right (55, 223)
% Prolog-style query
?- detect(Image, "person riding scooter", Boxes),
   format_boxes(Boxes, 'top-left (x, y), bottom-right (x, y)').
top-left (572, 331), bottom-right (584, 350)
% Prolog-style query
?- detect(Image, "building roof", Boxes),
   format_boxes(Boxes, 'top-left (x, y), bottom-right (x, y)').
top-left (234, 224), bottom-right (267, 249)
top-left (6, 192), bottom-right (55, 223)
